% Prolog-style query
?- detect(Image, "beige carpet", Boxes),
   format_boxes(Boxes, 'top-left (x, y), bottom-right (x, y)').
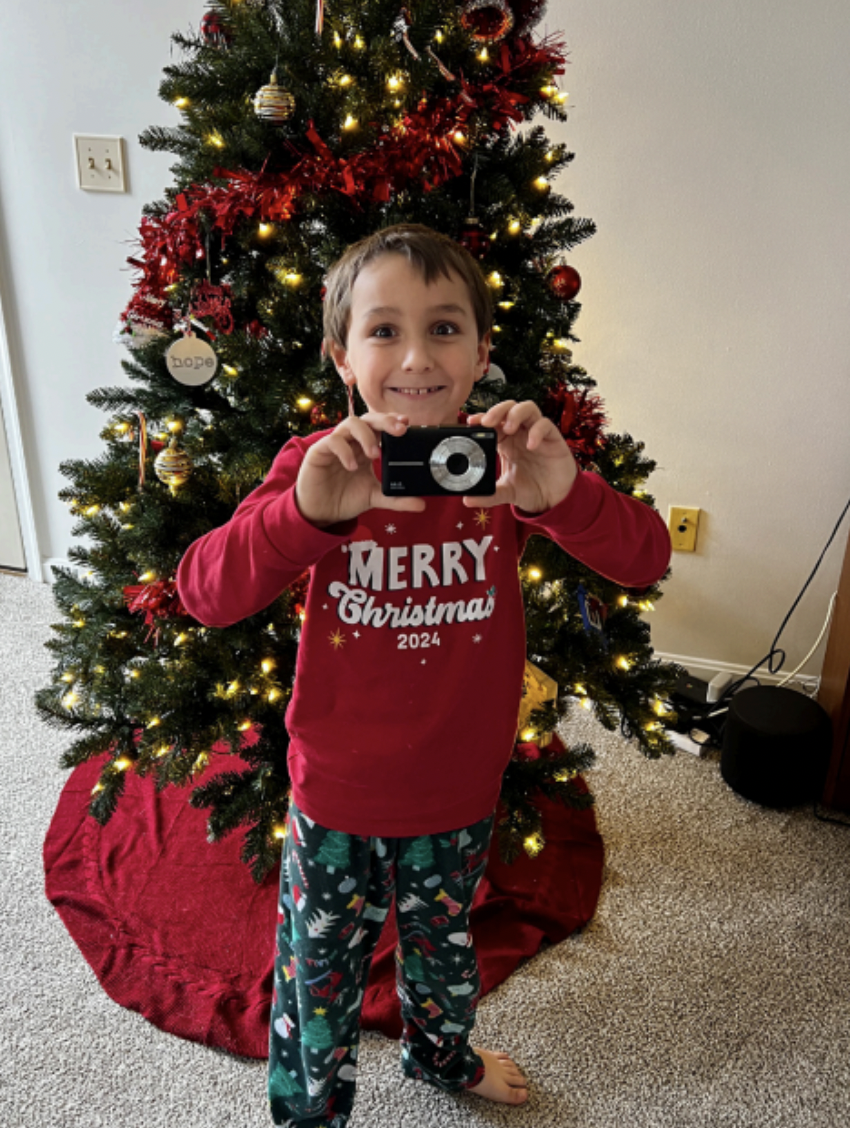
top-left (3, 570), bottom-right (849, 1127)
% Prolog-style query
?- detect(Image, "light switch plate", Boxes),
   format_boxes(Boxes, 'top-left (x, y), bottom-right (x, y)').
top-left (73, 135), bottom-right (126, 192)
top-left (668, 506), bottom-right (701, 552)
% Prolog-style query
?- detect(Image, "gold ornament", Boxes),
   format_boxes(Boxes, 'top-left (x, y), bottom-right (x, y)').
top-left (253, 71), bottom-right (296, 123)
top-left (154, 437), bottom-right (193, 492)
top-left (517, 660), bottom-right (558, 745)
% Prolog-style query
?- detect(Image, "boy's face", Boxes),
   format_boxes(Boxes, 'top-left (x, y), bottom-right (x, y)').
top-left (329, 252), bottom-right (490, 427)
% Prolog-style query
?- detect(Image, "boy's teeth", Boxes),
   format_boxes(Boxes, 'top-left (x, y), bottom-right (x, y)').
top-left (395, 387), bottom-right (440, 394)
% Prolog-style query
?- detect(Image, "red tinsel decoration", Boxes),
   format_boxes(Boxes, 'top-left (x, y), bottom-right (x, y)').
top-left (191, 281), bottom-right (234, 336)
top-left (545, 385), bottom-right (608, 468)
top-left (123, 578), bottom-right (190, 644)
top-left (122, 35), bottom-right (567, 315)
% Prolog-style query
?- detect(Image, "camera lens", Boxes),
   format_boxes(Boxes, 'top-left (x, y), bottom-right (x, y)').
top-left (430, 436), bottom-right (487, 491)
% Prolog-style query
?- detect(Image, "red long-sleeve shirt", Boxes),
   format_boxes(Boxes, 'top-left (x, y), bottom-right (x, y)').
top-left (176, 431), bottom-right (671, 836)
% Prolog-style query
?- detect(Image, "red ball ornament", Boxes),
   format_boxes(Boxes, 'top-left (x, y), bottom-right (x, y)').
top-left (201, 11), bottom-right (232, 49)
top-left (548, 264), bottom-right (582, 301)
top-left (460, 0), bottom-right (516, 43)
top-left (459, 217), bottom-right (492, 260)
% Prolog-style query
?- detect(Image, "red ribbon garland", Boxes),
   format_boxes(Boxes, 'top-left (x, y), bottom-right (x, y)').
top-left (123, 35), bottom-right (569, 312)
top-left (123, 578), bottom-right (189, 645)
top-left (545, 385), bottom-right (608, 468)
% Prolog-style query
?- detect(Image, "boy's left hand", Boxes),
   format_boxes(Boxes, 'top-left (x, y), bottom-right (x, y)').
top-left (465, 400), bottom-right (578, 515)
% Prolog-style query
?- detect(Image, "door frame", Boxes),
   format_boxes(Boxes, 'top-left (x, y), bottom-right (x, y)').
top-left (0, 268), bottom-right (41, 580)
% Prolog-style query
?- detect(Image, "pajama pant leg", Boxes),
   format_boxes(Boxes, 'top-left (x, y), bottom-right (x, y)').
top-left (268, 803), bottom-right (393, 1128)
top-left (394, 809), bottom-right (495, 1091)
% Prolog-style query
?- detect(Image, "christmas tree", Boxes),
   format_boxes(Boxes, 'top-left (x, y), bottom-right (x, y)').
top-left (36, 0), bottom-right (682, 882)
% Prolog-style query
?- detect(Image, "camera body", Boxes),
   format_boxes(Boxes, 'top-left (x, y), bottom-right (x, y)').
top-left (381, 425), bottom-right (498, 497)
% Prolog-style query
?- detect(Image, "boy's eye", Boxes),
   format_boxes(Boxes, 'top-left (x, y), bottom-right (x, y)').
top-left (433, 322), bottom-right (459, 336)
top-left (370, 325), bottom-right (395, 338)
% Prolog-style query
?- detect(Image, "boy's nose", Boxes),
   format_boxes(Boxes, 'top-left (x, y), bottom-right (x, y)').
top-left (402, 338), bottom-right (435, 371)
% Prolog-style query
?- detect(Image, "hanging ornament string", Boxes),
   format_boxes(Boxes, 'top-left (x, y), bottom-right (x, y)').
top-left (393, 8), bottom-right (420, 60)
top-left (135, 411), bottom-right (148, 492)
top-left (426, 45), bottom-right (455, 81)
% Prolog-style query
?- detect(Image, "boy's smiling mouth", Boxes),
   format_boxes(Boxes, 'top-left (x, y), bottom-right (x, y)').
top-left (389, 385), bottom-right (445, 397)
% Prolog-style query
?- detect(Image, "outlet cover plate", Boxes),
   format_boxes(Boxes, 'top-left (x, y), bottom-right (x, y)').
top-left (668, 506), bottom-right (701, 552)
top-left (73, 135), bottom-right (126, 192)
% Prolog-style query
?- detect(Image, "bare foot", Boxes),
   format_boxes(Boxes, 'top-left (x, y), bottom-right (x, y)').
top-left (467, 1048), bottom-right (528, 1105)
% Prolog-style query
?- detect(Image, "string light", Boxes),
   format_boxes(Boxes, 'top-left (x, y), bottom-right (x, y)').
top-left (521, 728), bottom-right (536, 742)
top-left (333, 31), bottom-right (342, 48)
top-left (223, 364), bottom-right (239, 377)
top-left (616, 656), bottom-right (632, 671)
top-left (268, 688), bottom-right (282, 702)
top-left (207, 133), bottom-right (225, 149)
top-left (580, 698), bottom-right (592, 711)
top-left (337, 73), bottom-right (353, 87)
top-left (553, 769), bottom-right (575, 783)
top-left (226, 681), bottom-right (241, 696)
top-left (527, 567), bottom-right (542, 581)
top-left (61, 672), bottom-right (75, 683)
top-left (173, 97), bottom-right (190, 108)
top-left (62, 692), bottom-right (78, 709)
top-left (574, 684), bottom-right (587, 696)
top-left (477, 47), bottom-right (489, 61)
top-left (487, 271), bottom-right (503, 289)
top-left (284, 271), bottom-right (302, 286)
top-left (139, 571), bottom-right (157, 583)
top-left (146, 717), bottom-right (161, 728)
top-left (342, 114), bottom-right (358, 130)
top-left (540, 84), bottom-right (558, 98)
top-left (238, 720), bottom-right (253, 732)
top-left (353, 34), bottom-right (365, 49)
top-left (524, 833), bottom-right (544, 858)
top-left (258, 222), bottom-right (274, 237)
top-left (498, 300), bottom-right (515, 310)
top-left (113, 422), bottom-right (131, 436)
top-left (619, 595), bottom-right (630, 608)
top-left (114, 757), bottom-right (133, 772)
top-left (174, 633), bottom-right (189, 646)
top-left (297, 397), bottom-right (313, 410)
top-left (508, 219), bottom-right (521, 234)
top-left (261, 659), bottom-right (276, 674)
top-left (386, 74), bottom-right (404, 92)
top-left (534, 175), bottom-right (550, 191)
top-left (434, 30), bottom-right (444, 43)
top-left (274, 824), bottom-right (288, 839)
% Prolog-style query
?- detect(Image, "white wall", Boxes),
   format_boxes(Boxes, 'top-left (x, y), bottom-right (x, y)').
top-left (1, 0), bottom-right (849, 681)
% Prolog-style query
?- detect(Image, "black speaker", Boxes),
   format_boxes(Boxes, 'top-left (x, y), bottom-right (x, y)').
top-left (720, 685), bottom-right (831, 807)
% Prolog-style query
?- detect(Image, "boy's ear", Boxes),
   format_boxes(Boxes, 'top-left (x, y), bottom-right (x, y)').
top-left (473, 332), bottom-right (492, 383)
top-left (328, 339), bottom-right (356, 387)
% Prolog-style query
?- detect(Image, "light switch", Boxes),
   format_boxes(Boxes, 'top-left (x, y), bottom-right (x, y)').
top-left (73, 135), bottom-right (126, 192)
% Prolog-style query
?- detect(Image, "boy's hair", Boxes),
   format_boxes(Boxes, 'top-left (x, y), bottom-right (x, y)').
top-left (322, 223), bottom-right (493, 350)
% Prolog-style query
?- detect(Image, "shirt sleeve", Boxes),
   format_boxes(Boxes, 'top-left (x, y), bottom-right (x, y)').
top-left (512, 470), bottom-right (672, 590)
top-left (176, 433), bottom-right (354, 628)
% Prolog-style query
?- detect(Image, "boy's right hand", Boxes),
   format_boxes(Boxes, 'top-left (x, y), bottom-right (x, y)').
top-left (295, 414), bottom-right (427, 529)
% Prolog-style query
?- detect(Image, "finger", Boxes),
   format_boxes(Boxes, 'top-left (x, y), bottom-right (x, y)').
top-left (344, 416), bottom-right (384, 461)
top-left (524, 415), bottom-right (556, 450)
top-left (371, 493), bottom-right (427, 514)
top-left (477, 400), bottom-right (517, 429)
top-left (358, 411), bottom-right (410, 435)
top-left (501, 401), bottom-right (542, 435)
top-left (462, 483), bottom-right (515, 509)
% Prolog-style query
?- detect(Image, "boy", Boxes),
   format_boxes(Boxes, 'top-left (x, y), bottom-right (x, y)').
top-left (176, 224), bottom-right (671, 1126)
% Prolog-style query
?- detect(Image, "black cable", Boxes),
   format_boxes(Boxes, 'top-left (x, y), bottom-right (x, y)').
top-left (676, 489), bottom-right (850, 752)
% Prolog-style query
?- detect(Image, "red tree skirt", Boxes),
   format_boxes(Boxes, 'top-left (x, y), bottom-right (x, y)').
top-left (44, 750), bottom-right (603, 1059)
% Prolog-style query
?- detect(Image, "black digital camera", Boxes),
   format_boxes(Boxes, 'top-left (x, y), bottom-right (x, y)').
top-left (381, 426), bottom-right (498, 497)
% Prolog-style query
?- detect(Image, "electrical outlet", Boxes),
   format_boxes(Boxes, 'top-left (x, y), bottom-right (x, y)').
top-left (73, 135), bottom-right (126, 192)
top-left (668, 506), bottom-right (701, 552)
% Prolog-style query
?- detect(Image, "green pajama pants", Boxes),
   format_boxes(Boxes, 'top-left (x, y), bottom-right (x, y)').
top-left (268, 800), bottom-right (495, 1127)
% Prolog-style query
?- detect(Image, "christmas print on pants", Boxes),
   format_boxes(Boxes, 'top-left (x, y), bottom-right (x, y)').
top-left (268, 801), bottom-right (494, 1127)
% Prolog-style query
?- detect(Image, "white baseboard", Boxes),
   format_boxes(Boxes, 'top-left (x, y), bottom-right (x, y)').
top-left (654, 650), bottom-right (820, 693)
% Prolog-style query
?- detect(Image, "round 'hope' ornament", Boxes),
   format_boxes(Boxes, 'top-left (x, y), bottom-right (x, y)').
top-left (165, 334), bottom-right (218, 386)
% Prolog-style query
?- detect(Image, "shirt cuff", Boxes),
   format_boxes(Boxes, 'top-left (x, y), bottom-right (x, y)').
top-left (262, 487), bottom-right (357, 569)
top-left (511, 469), bottom-right (602, 535)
